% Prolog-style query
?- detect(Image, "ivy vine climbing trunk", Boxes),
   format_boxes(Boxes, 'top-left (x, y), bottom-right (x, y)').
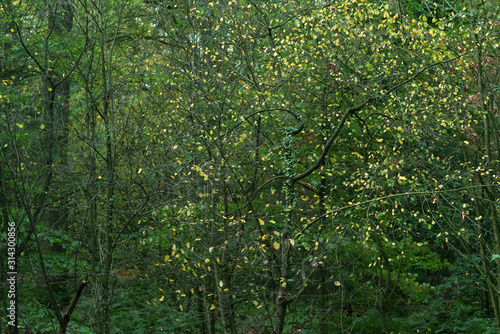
top-left (272, 116), bottom-right (304, 334)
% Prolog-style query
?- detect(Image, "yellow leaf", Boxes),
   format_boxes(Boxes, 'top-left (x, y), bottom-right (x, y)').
top-left (159, 296), bottom-right (164, 301)
top-left (210, 304), bottom-right (216, 310)
top-left (138, 168), bottom-right (142, 174)
top-left (273, 241), bottom-right (280, 250)
top-left (258, 218), bottom-right (265, 225)
top-left (335, 281), bottom-right (341, 286)
top-left (40, 124), bottom-right (45, 129)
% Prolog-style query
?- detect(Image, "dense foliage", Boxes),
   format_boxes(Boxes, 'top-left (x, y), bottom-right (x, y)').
top-left (1, 0), bottom-right (500, 333)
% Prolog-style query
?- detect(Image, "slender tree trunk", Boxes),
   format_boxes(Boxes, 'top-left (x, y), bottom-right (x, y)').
top-left (472, 18), bottom-right (500, 330)
top-left (84, 77), bottom-right (99, 270)
top-left (373, 231), bottom-right (391, 334)
top-left (318, 127), bottom-right (328, 334)
top-left (45, 0), bottom-right (73, 231)
top-left (197, 279), bottom-right (209, 334)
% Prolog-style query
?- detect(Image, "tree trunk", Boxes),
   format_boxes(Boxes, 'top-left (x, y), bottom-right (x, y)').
top-left (44, 0), bottom-right (73, 231)
top-left (58, 275), bottom-right (89, 334)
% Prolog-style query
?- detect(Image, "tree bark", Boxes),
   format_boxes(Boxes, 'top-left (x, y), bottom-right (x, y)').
top-left (58, 275), bottom-right (89, 334)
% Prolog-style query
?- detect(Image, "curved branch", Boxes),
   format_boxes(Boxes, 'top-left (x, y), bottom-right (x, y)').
top-left (292, 53), bottom-right (464, 183)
